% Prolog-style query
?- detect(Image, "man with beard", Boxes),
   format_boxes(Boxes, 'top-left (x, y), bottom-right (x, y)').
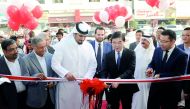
top-left (51, 22), bottom-right (97, 109)
top-left (89, 26), bottom-right (112, 109)
top-left (0, 39), bottom-right (28, 109)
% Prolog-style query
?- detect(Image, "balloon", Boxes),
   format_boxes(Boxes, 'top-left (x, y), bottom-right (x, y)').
top-left (146, 0), bottom-right (159, 7)
top-left (8, 19), bottom-right (20, 31)
top-left (115, 16), bottom-right (125, 28)
top-left (94, 11), bottom-right (101, 22)
top-left (158, 0), bottom-right (170, 10)
top-left (19, 5), bottom-right (33, 24)
top-left (99, 10), bottom-right (109, 24)
top-left (7, 5), bottom-right (20, 21)
top-left (125, 6), bottom-right (132, 19)
top-left (24, 17), bottom-right (38, 30)
top-left (107, 6), bottom-right (115, 20)
top-left (32, 6), bottom-right (43, 19)
top-left (92, 16), bottom-right (101, 24)
top-left (125, 15), bottom-right (132, 21)
top-left (119, 6), bottom-right (128, 17)
top-left (24, 0), bottom-right (40, 11)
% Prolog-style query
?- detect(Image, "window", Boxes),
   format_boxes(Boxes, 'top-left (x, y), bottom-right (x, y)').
top-left (89, 0), bottom-right (100, 2)
top-left (38, 0), bottom-right (45, 4)
top-left (52, 0), bottom-right (63, 3)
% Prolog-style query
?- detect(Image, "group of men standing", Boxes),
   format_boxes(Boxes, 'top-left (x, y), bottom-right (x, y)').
top-left (0, 21), bottom-right (190, 109)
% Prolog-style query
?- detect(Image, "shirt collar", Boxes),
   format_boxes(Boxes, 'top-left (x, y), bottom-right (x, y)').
top-left (95, 40), bottom-right (103, 46)
top-left (167, 45), bottom-right (175, 53)
top-left (4, 55), bottom-right (18, 64)
top-left (115, 49), bottom-right (123, 56)
top-left (34, 51), bottom-right (45, 60)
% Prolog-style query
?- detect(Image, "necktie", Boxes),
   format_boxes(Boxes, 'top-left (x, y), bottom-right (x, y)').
top-left (162, 50), bottom-right (169, 64)
top-left (117, 52), bottom-right (121, 68)
top-left (96, 43), bottom-right (102, 71)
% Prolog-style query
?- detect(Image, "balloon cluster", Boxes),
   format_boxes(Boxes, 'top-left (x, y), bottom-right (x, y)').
top-left (146, 0), bottom-right (174, 10)
top-left (92, 4), bottom-right (132, 28)
top-left (7, 0), bottom-right (43, 31)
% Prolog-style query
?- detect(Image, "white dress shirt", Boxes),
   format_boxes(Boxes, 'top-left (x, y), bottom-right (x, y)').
top-left (34, 52), bottom-right (48, 77)
top-left (115, 49), bottom-right (123, 63)
top-left (95, 41), bottom-right (103, 61)
top-left (4, 56), bottom-right (26, 93)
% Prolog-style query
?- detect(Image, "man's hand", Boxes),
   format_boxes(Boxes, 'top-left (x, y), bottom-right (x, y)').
top-left (146, 68), bottom-right (153, 77)
top-left (154, 74), bottom-right (160, 78)
top-left (65, 72), bottom-right (76, 81)
top-left (36, 73), bottom-right (46, 80)
top-left (47, 82), bottom-right (54, 88)
top-left (111, 83), bottom-right (119, 88)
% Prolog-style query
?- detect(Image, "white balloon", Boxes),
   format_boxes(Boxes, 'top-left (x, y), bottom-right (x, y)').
top-left (159, 0), bottom-right (170, 10)
top-left (125, 6), bottom-right (132, 19)
top-left (115, 16), bottom-right (125, 28)
top-left (99, 10), bottom-right (109, 24)
top-left (24, 0), bottom-right (40, 11)
top-left (92, 16), bottom-right (101, 24)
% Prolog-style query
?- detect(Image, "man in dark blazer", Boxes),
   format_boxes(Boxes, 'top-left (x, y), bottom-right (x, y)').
top-left (0, 39), bottom-right (28, 109)
top-left (129, 30), bottom-right (143, 50)
top-left (147, 29), bottom-right (188, 109)
top-left (104, 31), bottom-right (139, 109)
top-left (23, 36), bottom-right (56, 109)
top-left (89, 26), bottom-right (112, 109)
top-left (178, 27), bottom-right (190, 109)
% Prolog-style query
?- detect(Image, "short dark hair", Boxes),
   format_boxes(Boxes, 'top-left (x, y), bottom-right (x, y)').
top-left (56, 32), bottom-right (63, 36)
top-left (1, 39), bottom-right (16, 50)
top-left (9, 35), bottom-right (18, 41)
top-left (136, 30), bottom-right (144, 35)
top-left (184, 27), bottom-right (190, 31)
top-left (107, 34), bottom-right (112, 40)
top-left (95, 26), bottom-right (105, 34)
top-left (158, 27), bottom-right (165, 31)
top-left (43, 29), bottom-right (49, 32)
top-left (111, 31), bottom-right (125, 42)
top-left (161, 29), bottom-right (176, 41)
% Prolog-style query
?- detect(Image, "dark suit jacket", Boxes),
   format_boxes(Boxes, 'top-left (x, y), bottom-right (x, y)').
top-left (177, 44), bottom-right (190, 94)
top-left (0, 56), bottom-right (28, 109)
top-left (89, 40), bottom-right (112, 78)
top-left (129, 42), bottom-right (138, 50)
top-left (104, 48), bottom-right (139, 93)
top-left (148, 47), bottom-right (188, 101)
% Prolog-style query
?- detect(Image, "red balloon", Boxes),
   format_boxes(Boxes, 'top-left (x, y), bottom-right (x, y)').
top-left (24, 17), bottom-right (38, 30)
top-left (7, 5), bottom-right (20, 23)
top-left (8, 19), bottom-right (20, 31)
top-left (19, 5), bottom-right (33, 24)
top-left (119, 7), bottom-right (128, 17)
top-left (32, 6), bottom-right (43, 19)
top-left (146, 0), bottom-right (159, 7)
top-left (94, 11), bottom-right (101, 22)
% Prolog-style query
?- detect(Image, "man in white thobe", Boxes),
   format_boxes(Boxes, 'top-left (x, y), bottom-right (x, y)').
top-left (132, 35), bottom-right (155, 109)
top-left (51, 22), bottom-right (97, 109)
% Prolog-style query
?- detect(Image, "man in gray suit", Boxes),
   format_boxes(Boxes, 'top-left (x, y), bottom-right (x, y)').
top-left (0, 39), bottom-right (28, 109)
top-left (23, 35), bottom-right (56, 109)
top-left (129, 30), bottom-right (144, 50)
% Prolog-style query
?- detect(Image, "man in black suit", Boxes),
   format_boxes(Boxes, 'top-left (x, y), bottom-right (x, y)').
top-left (146, 30), bottom-right (188, 109)
top-left (0, 39), bottom-right (28, 109)
top-left (104, 31), bottom-right (139, 109)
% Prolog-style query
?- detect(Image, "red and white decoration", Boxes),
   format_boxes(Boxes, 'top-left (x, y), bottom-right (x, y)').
top-left (6, 0), bottom-right (43, 31)
top-left (146, 0), bottom-right (175, 10)
top-left (92, 4), bottom-right (132, 28)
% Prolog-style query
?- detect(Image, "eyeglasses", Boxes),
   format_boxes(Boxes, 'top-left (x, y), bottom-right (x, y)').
top-left (159, 40), bottom-right (171, 44)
